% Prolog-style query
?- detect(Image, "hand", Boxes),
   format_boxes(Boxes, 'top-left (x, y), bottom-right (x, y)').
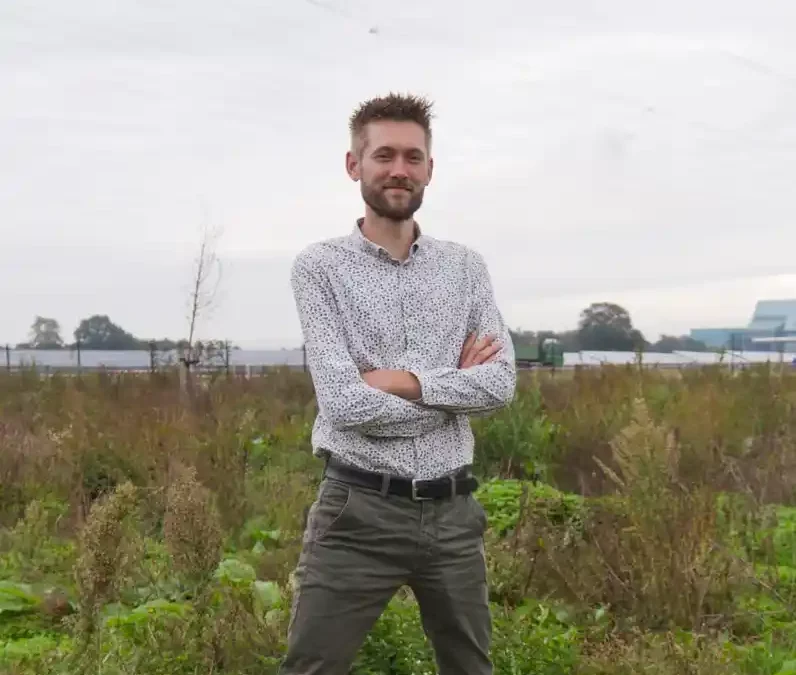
top-left (362, 369), bottom-right (421, 400)
top-left (459, 333), bottom-right (502, 369)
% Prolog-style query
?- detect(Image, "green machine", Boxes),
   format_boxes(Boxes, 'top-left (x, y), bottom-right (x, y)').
top-left (513, 337), bottom-right (564, 369)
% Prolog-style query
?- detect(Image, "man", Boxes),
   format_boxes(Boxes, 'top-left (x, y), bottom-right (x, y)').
top-left (281, 93), bottom-right (516, 674)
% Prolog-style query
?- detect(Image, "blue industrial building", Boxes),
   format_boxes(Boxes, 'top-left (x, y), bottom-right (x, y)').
top-left (690, 299), bottom-right (796, 351)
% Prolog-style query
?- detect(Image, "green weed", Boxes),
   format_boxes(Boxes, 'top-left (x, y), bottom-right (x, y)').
top-left (0, 366), bottom-right (795, 673)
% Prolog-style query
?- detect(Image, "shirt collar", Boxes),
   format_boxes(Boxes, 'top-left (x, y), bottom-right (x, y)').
top-left (349, 217), bottom-right (426, 261)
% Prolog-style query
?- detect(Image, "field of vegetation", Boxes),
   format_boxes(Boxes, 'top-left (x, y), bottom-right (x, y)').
top-left (1, 363), bottom-right (795, 674)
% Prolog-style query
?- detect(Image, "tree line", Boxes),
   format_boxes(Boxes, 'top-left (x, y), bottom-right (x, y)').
top-left (13, 315), bottom-right (233, 352)
top-left (510, 301), bottom-right (709, 353)
top-left (14, 302), bottom-right (708, 354)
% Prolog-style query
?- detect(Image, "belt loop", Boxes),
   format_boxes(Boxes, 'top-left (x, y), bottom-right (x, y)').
top-left (450, 475), bottom-right (457, 498)
top-left (380, 473), bottom-right (390, 498)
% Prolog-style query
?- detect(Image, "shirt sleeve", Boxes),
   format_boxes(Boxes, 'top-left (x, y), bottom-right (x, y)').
top-left (410, 249), bottom-right (517, 414)
top-left (291, 250), bottom-right (452, 437)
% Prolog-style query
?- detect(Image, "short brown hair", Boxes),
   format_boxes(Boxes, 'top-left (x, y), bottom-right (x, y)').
top-left (349, 92), bottom-right (434, 155)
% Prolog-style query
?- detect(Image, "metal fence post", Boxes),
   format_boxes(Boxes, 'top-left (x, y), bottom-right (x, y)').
top-left (5, 344), bottom-right (10, 372)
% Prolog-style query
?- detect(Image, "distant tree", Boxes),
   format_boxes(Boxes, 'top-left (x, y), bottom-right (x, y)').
top-left (28, 316), bottom-right (64, 349)
top-left (73, 315), bottom-right (142, 350)
top-left (577, 302), bottom-right (646, 351)
top-left (178, 221), bottom-right (224, 404)
top-left (183, 222), bottom-right (223, 368)
top-left (145, 337), bottom-right (235, 353)
top-left (554, 330), bottom-right (581, 352)
top-left (650, 335), bottom-right (709, 353)
top-left (147, 338), bottom-right (186, 352)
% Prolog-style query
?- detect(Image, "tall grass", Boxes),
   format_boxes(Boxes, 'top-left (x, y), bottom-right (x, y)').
top-left (0, 364), bottom-right (794, 673)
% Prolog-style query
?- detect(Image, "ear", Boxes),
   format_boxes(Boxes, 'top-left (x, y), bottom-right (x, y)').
top-left (427, 156), bottom-right (434, 185)
top-left (345, 150), bottom-right (360, 182)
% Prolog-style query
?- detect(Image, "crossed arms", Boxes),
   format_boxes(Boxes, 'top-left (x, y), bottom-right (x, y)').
top-left (290, 249), bottom-right (516, 438)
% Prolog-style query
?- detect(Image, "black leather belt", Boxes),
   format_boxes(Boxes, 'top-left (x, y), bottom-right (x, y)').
top-left (324, 458), bottom-right (478, 501)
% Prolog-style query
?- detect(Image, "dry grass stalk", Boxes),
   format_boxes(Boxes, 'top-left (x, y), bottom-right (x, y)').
top-left (74, 481), bottom-right (140, 637)
top-left (490, 398), bottom-right (748, 632)
top-left (163, 462), bottom-right (223, 583)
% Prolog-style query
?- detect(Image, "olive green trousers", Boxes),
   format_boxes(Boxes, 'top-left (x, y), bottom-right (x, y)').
top-left (278, 475), bottom-right (492, 674)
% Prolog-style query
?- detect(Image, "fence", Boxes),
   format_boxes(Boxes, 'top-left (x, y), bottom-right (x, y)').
top-left (3, 343), bottom-right (795, 375)
top-left (3, 342), bottom-right (309, 375)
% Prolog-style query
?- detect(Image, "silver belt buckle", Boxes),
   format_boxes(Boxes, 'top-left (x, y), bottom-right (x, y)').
top-left (411, 478), bottom-right (433, 501)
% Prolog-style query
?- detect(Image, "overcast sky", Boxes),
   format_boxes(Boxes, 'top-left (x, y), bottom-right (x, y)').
top-left (3, 0), bottom-right (796, 348)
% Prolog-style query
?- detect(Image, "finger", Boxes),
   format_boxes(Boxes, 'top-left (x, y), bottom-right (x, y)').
top-left (461, 333), bottom-right (476, 355)
top-left (476, 341), bottom-right (502, 363)
top-left (462, 341), bottom-right (502, 368)
top-left (484, 349), bottom-right (502, 364)
top-left (472, 337), bottom-right (499, 360)
top-left (459, 333), bottom-right (477, 367)
top-left (468, 334), bottom-right (494, 355)
top-left (478, 348), bottom-right (501, 365)
top-left (459, 333), bottom-right (495, 368)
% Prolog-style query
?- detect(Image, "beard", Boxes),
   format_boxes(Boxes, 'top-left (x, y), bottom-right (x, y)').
top-left (361, 180), bottom-right (425, 222)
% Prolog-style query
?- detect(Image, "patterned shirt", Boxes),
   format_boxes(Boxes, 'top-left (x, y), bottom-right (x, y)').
top-left (290, 220), bottom-right (516, 480)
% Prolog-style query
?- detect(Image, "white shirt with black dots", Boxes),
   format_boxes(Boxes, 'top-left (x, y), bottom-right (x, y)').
top-left (290, 221), bottom-right (517, 480)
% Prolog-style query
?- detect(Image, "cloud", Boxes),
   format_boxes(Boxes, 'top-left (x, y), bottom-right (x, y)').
top-left (2, 0), bottom-right (796, 346)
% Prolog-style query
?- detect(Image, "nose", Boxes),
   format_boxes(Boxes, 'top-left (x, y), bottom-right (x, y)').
top-left (388, 156), bottom-right (410, 178)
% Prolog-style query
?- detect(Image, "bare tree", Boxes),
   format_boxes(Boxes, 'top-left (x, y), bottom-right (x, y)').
top-left (179, 221), bottom-right (223, 400)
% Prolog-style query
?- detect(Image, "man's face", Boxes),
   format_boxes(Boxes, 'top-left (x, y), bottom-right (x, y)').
top-left (346, 120), bottom-right (433, 222)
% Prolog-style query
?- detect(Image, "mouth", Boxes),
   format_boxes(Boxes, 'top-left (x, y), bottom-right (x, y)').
top-left (384, 186), bottom-right (411, 193)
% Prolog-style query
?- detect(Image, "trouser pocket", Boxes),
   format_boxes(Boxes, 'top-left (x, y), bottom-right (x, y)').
top-left (465, 494), bottom-right (488, 536)
top-left (305, 478), bottom-right (356, 543)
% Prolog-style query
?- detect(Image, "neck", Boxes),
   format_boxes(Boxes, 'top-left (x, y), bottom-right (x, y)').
top-left (360, 208), bottom-right (417, 261)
